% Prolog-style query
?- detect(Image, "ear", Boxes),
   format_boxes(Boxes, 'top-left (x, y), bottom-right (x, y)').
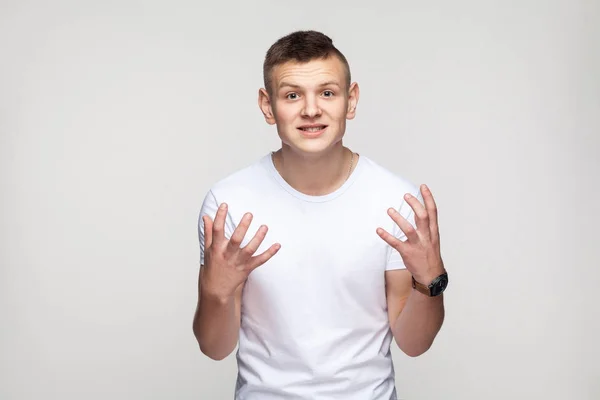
top-left (346, 82), bottom-right (360, 120)
top-left (258, 88), bottom-right (276, 125)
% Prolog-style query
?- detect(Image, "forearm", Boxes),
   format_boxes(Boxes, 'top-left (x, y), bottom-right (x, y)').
top-left (392, 289), bottom-right (445, 357)
top-left (192, 284), bottom-right (240, 360)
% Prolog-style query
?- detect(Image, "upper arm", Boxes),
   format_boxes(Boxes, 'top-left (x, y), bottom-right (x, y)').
top-left (385, 269), bottom-right (412, 330)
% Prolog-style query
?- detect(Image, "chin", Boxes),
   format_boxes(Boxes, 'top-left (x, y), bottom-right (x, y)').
top-left (290, 143), bottom-right (343, 159)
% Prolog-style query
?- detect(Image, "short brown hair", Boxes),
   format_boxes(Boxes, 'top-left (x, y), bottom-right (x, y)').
top-left (263, 30), bottom-right (351, 95)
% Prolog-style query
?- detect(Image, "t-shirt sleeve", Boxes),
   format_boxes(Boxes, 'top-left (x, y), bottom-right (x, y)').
top-left (385, 189), bottom-right (423, 271)
top-left (198, 189), bottom-right (236, 265)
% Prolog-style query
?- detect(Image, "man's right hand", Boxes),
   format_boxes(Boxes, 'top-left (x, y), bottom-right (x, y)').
top-left (201, 202), bottom-right (281, 301)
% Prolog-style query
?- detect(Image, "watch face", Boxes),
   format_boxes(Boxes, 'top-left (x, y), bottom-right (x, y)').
top-left (431, 274), bottom-right (449, 296)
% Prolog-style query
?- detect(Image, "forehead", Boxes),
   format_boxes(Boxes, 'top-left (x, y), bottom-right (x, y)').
top-left (271, 57), bottom-right (346, 90)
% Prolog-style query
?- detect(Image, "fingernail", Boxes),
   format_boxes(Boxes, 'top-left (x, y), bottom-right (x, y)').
top-left (405, 193), bottom-right (412, 200)
top-left (388, 208), bottom-right (396, 215)
top-left (220, 203), bottom-right (227, 209)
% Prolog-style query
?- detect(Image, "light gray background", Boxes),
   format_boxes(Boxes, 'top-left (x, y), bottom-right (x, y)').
top-left (1, 0), bottom-right (599, 399)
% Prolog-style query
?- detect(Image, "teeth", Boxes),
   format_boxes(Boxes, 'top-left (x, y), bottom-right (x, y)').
top-left (302, 126), bottom-right (324, 132)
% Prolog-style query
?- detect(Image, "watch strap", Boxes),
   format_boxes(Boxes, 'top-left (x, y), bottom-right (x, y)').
top-left (412, 272), bottom-right (448, 297)
top-left (411, 276), bottom-right (432, 296)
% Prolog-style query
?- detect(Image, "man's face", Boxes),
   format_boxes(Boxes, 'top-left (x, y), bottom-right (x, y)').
top-left (259, 57), bottom-right (359, 156)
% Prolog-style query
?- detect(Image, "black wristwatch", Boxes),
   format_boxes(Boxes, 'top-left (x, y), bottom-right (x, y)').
top-left (412, 272), bottom-right (449, 297)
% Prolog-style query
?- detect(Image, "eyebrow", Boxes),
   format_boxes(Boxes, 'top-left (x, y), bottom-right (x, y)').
top-left (278, 81), bottom-right (341, 90)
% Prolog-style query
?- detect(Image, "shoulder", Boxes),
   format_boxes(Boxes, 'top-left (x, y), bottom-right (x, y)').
top-left (357, 155), bottom-right (420, 198)
top-left (199, 154), bottom-right (279, 215)
top-left (205, 154), bottom-right (272, 199)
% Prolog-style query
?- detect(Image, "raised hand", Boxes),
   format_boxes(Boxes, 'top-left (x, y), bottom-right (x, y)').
top-left (377, 184), bottom-right (445, 285)
top-left (201, 203), bottom-right (281, 300)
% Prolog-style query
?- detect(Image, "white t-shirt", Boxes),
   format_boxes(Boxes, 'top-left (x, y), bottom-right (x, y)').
top-left (198, 153), bottom-right (420, 400)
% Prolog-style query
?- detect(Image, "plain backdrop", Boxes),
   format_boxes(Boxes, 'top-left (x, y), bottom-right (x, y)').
top-left (1, 0), bottom-right (599, 399)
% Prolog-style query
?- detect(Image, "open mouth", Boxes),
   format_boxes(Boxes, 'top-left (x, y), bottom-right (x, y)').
top-left (298, 125), bottom-right (327, 132)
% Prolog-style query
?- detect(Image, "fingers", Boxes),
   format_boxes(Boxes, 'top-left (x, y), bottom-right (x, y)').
top-left (421, 184), bottom-right (440, 242)
top-left (242, 224), bottom-right (282, 269)
top-left (403, 193), bottom-right (430, 239)
top-left (226, 212), bottom-right (253, 255)
top-left (203, 215), bottom-right (214, 248)
top-left (387, 207), bottom-right (419, 243)
top-left (248, 243), bottom-right (281, 270)
top-left (212, 203), bottom-right (228, 245)
top-left (376, 227), bottom-right (407, 252)
top-left (240, 224), bottom-right (269, 259)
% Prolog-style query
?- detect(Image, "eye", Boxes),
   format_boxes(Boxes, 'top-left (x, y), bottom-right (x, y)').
top-left (323, 90), bottom-right (334, 97)
top-left (286, 93), bottom-right (299, 100)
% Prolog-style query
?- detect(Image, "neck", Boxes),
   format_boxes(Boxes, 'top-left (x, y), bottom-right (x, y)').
top-left (272, 143), bottom-right (356, 196)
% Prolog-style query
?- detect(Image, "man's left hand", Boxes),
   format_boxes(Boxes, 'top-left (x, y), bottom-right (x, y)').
top-left (377, 184), bottom-right (445, 286)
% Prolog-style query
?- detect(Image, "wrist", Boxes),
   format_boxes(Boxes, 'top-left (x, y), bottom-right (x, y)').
top-left (200, 282), bottom-right (234, 305)
top-left (411, 269), bottom-right (449, 297)
top-left (199, 266), bottom-right (237, 303)
top-left (413, 268), bottom-right (446, 287)
top-left (202, 290), bottom-right (234, 306)
top-left (411, 286), bottom-right (444, 301)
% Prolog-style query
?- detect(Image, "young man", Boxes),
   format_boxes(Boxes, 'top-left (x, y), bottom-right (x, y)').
top-left (193, 31), bottom-right (448, 400)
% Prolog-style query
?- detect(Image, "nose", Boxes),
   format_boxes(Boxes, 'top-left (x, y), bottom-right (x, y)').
top-left (301, 95), bottom-right (322, 118)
